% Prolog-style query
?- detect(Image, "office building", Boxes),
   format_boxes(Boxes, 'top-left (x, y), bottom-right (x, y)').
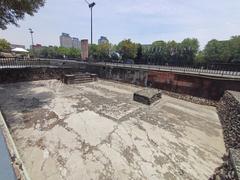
top-left (72, 37), bottom-right (80, 49)
top-left (98, 36), bottom-right (109, 45)
top-left (60, 33), bottom-right (73, 48)
top-left (60, 33), bottom-right (81, 49)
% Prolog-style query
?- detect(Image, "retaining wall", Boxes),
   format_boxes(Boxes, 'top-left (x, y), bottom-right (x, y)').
top-left (0, 68), bottom-right (80, 84)
top-left (213, 91), bottom-right (240, 179)
top-left (87, 66), bottom-right (240, 101)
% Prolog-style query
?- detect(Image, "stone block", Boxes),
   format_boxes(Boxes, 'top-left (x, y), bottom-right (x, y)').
top-left (133, 88), bottom-right (162, 105)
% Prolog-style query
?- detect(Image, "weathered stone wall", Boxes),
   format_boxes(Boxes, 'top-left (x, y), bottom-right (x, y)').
top-left (0, 68), bottom-right (80, 84)
top-left (86, 66), bottom-right (240, 101)
top-left (213, 91), bottom-right (240, 180)
top-left (217, 91), bottom-right (240, 150)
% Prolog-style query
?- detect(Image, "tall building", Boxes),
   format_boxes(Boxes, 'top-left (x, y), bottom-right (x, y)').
top-left (72, 37), bottom-right (80, 49)
top-left (60, 33), bottom-right (81, 49)
top-left (60, 33), bottom-right (73, 48)
top-left (98, 36), bottom-right (109, 45)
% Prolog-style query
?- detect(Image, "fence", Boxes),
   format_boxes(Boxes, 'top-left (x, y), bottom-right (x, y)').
top-left (0, 58), bottom-right (80, 69)
top-left (92, 62), bottom-right (240, 78)
top-left (1, 58), bottom-right (240, 78)
top-left (0, 58), bottom-right (51, 69)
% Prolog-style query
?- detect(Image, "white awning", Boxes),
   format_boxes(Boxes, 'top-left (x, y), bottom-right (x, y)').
top-left (11, 48), bottom-right (29, 53)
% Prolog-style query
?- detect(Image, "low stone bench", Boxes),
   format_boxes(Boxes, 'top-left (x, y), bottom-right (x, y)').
top-left (133, 88), bottom-right (162, 105)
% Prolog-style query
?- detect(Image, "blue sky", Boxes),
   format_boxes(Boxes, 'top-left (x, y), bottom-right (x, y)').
top-left (0, 0), bottom-right (240, 49)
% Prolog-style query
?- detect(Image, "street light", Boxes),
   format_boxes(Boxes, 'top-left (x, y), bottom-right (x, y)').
top-left (85, 0), bottom-right (96, 45)
top-left (28, 28), bottom-right (34, 56)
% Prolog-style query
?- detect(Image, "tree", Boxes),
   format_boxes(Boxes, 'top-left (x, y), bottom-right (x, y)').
top-left (117, 39), bottom-right (137, 59)
top-left (166, 40), bottom-right (179, 64)
top-left (89, 44), bottom-right (99, 60)
top-left (68, 48), bottom-right (81, 58)
top-left (195, 51), bottom-right (206, 64)
top-left (229, 36), bottom-right (240, 62)
top-left (135, 44), bottom-right (143, 64)
top-left (180, 38), bottom-right (199, 64)
top-left (204, 39), bottom-right (230, 63)
top-left (97, 43), bottom-right (110, 60)
top-left (152, 41), bottom-right (167, 64)
top-left (0, 0), bottom-right (45, 29)
top-left (0, 39), bottom-right (11, 52)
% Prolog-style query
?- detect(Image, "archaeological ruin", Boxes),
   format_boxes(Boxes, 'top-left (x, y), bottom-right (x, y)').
top-left (0, 59), bottom-right (239, 180)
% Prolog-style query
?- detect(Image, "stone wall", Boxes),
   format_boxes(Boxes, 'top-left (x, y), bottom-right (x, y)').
top-left (0, 68), bottom-right (80, 84)
top-left (87, 66), bottom-right (240, 101)
top-left (214, 91), bottom-right (240, 179)
top-left (218, 91), bottom-right (240, 150)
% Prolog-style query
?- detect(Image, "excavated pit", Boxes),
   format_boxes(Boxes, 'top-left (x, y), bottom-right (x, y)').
top-left (0, 79), bottom-right (226, 180)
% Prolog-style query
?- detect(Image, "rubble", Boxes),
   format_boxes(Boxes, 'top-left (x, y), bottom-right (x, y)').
top-left (217, 91), bottom-right (240, 150)
top-left (212, 90), bottom-right (240, 180)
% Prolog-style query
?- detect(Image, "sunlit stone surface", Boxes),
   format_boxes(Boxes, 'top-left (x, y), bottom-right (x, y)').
top-left (0, 80), bottom-right (225, 180)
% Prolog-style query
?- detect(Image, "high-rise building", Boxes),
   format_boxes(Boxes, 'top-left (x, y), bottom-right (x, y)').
top-left (60, 33), bottom-right (81, 49)
top-left (72, 37), bottom-right (80, 49)
top-left (98, 36), bottom-right (109, 45)
top-left (60, 33), bottom-right (73, 48)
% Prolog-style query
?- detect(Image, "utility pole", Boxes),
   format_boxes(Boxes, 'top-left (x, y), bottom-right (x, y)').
top-left (85, 0), bottom-right (96, 45)
top-left (28, 28), bottom-right (34, 56)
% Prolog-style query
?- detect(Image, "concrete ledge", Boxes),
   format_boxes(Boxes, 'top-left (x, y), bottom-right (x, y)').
top-left (0, 111), bottom-right (31, 180)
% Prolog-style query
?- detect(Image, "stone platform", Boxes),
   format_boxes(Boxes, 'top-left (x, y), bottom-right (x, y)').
top-left (133, 88), bottom-right (162, 105)
top-left (0, 80), bottom-right (226, 180)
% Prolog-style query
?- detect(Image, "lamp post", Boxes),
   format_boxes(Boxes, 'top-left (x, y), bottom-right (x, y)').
top-left (28, 28), bottom-right (34, 56)
top-left (85, 0), bottom-right (96, 45)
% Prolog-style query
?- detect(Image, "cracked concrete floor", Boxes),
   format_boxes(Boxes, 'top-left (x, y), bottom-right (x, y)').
top-left (0, 80), bottom-right (225, 180)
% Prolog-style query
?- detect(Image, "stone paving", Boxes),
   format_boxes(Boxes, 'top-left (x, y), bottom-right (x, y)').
top-left (0, 80), bottom-right (226, 180)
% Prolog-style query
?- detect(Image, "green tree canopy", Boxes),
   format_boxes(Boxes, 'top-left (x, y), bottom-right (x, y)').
top-left (229, 36), bottom-right (240, 62)
top-left (0, 0), bottom-right (45, 29)
top-left (0, 39), bottom-right (11, 52)
top-left (117, 39), bottom-right (137, 59)
top-left (204, 39), bottom-right (231, 63)
top-left (180, 38), bottom-right (200, 64)
top-left (98, 43), bottom-right (110, 59)
top-left (30, 46), bottom-right (81, 59)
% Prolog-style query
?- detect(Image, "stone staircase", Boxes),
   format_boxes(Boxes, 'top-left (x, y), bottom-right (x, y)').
top-left (62, 73), bottom-right (97, 84)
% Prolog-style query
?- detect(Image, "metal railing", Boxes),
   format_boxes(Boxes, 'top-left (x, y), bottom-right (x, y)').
top-left (1, 58), bottom-right (240, 79)
top-left (90, 62), bottom-right (240, 78)
top-left (0, 58), bottom-right (79, 69)
top-left (0, 58), bottom-right (51, 69)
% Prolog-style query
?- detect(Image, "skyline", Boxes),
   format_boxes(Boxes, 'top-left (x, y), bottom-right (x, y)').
top-left (0, 0), bottom-right (240, 49)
